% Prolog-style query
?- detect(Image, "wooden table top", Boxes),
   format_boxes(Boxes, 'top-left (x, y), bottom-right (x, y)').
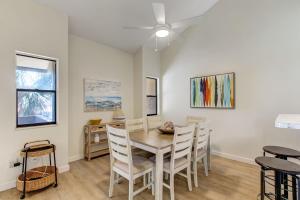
top-left (255, 156), bottom-right (300, 175)
top-left (129, 129), bottom-right (173, 149)
top-left (263, 146), bottom-right (300, 158)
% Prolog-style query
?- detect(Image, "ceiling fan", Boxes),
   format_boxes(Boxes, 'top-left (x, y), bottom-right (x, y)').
top-left (124, 2), bottom-right (203, 51)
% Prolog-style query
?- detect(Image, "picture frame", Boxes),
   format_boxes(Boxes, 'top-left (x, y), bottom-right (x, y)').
top-left (84, 79), bottom-right (122, 112)
top-left (190, 72), bottom-right (235, 109)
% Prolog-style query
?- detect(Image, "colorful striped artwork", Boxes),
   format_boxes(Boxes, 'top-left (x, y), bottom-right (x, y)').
top-left (190, 73), bottom-right (235, 108)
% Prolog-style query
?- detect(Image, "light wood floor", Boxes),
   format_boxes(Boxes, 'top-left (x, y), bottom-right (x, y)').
top-left (0, 155), bottom-right (260, 200)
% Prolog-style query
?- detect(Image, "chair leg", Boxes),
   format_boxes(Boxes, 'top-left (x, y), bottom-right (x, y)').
top-left (164, 172), bottom-right (169, 180)
top-left (203, 156), bottom-right (208, 176)
top-left (147, 172), bottom-right (151, 189)
top-left (193, 160), bottom-right (198, 187)
top-left (170, 174), bottom-right (175, 200)
top-left (151, 170), bottom-right (155, 196)
top-left (116, 173), bottom-right (121, 184)
top-left (129, 179), bottom-right (134, 200)
top-left (143, 174), bottom-right (146, 187)
top-left (109, 169), bottom-right (115, 197)
top-left (187, 165), bottom-right (192, 192)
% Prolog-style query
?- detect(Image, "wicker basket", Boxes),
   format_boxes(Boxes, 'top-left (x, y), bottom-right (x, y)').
top-left (17, 166), bottom-right (56, 192)
top-left (89, 119), bottom-right (102, 125)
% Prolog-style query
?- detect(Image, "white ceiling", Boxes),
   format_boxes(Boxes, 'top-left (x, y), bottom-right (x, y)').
top-left (34, 0), bottom-right (219, 53)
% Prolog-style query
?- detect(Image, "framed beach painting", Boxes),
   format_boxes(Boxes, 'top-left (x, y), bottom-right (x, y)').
top-left (84, 79), bottom-right (122, 112)
top-left (190, 72), bottom-right (235, 109)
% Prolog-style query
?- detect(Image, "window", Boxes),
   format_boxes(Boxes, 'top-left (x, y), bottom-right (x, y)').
top-left (146, 77), bottom-right (158, 116)
top-left (16, 54), bottom-right (57, 127)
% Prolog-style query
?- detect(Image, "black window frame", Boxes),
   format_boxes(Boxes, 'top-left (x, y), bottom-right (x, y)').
top-left (16, 54), bottom-right (57, 128)
top-left (146, 77), bottom-right (158, 116)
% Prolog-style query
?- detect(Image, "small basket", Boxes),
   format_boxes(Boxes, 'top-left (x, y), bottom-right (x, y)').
top-left (89, 119), bottom-right (102, 125)
top-left (17, 166), bottom-right (56, 192)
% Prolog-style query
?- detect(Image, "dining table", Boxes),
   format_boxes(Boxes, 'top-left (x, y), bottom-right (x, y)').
top-left (130, 128), bottom-right (211, 200)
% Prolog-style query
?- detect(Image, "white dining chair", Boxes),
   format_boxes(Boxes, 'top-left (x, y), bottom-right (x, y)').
top-left (125, 118), bottom-right (147, 133)
top-left (186, 115), bottom-right (207, 126)
top-left (147, 115), bottom-right (163, 131)
top-left (186, 115), bottom-right (212, 133)
top-left (125, 118), bottom-right (154, 185)
top-left (126, 118), bottom-right (153, 157)
top-left (163, 125), bottom-right (195, 200)
top-left (106, 125), bottom-right (154, 200)
top-left (191, 126), bottom-right (209, 187)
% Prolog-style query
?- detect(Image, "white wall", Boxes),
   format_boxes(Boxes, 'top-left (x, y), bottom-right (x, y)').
top-left (142, 47), bottom-right (161, 116)
top-left (133, 48), bottom-right (143, 118)
top-left (132, 47), bottom-right (161, 118)
top-left (68, 35), bottom-right (134, 161)
top-left (142, 47), bottom-right (161, 80)
top-left (0, 0), bottom-right (69, 191)
top-left (161, 0), bottom-right (300, 163)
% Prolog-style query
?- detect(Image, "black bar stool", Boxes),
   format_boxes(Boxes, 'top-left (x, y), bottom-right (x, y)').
top-left (263, 146), bottom-right (300, 160)
top-left (263, 146), bottom-right (300, 199)
top-left (256, 156), bottom-right (300, 200)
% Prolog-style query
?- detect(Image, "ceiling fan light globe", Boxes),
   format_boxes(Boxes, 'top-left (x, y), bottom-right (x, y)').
top-left (156, 29), bottom-right (169, 38)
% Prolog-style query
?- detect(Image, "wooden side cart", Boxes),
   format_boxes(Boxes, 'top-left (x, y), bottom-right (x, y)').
top-left (84, 121), bottom-right (125, 160)
top-left (18, 140), bottom-right (58, 199)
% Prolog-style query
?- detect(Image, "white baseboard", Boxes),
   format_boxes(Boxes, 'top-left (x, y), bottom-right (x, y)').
top-left (0, 152), bottom-right (255, 192)
top-left (0, 180), bottom-right (16, 192)
top-left (69, 154), bottom-right (84, 163)
top-left (0, 164), bottom-right (70, 192)
top-left (69, 152), bottom-right (255, 165)
top-left (58, 164), bottom-right (70, 173)
top-left (68, 152), bottom-right (256, 166)
top-left (212, 150), bottom-right (256, 165)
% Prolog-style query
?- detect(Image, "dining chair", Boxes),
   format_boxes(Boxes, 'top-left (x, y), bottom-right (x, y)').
top-left (163, 125), bottom-right (195, 200)
top-left (106, 125), bottom-right (154, 200)
top-left (186, 116), bottom-right (207, 126)
top-left (147, 115), bottom-right (163, 131)
top-left (125, 118), bottom-right (147, 133)
top-left (125, 117), bottom-right (154, 186)
top-left (191, 126), bottom-right (209, 187)
top-left (186, 115), bottom-right (212, 133)
top-left (126, 118), bottom-right (153, 157)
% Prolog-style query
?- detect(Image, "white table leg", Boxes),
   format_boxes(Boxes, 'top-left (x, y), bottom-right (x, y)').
top-left (155, 150), bottom-right (164, 200)
top-left (208, 132), bottom-right (211, 171)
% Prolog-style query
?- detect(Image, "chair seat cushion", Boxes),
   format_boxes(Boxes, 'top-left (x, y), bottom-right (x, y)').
top-left (114, 155), bottom-right (154, 175)
top-left (163, 157), bottom-right (189, 172)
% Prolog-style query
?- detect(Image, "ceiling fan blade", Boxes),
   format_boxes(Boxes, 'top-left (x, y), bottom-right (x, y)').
top-left (171, 15), bottom-right (203, 29)
top-left (123, 26), bottom-right (154, 30)
top-left (170, 30), bottom-right (184, 43)
top-left (152, 3), bottom-right (166, 24)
